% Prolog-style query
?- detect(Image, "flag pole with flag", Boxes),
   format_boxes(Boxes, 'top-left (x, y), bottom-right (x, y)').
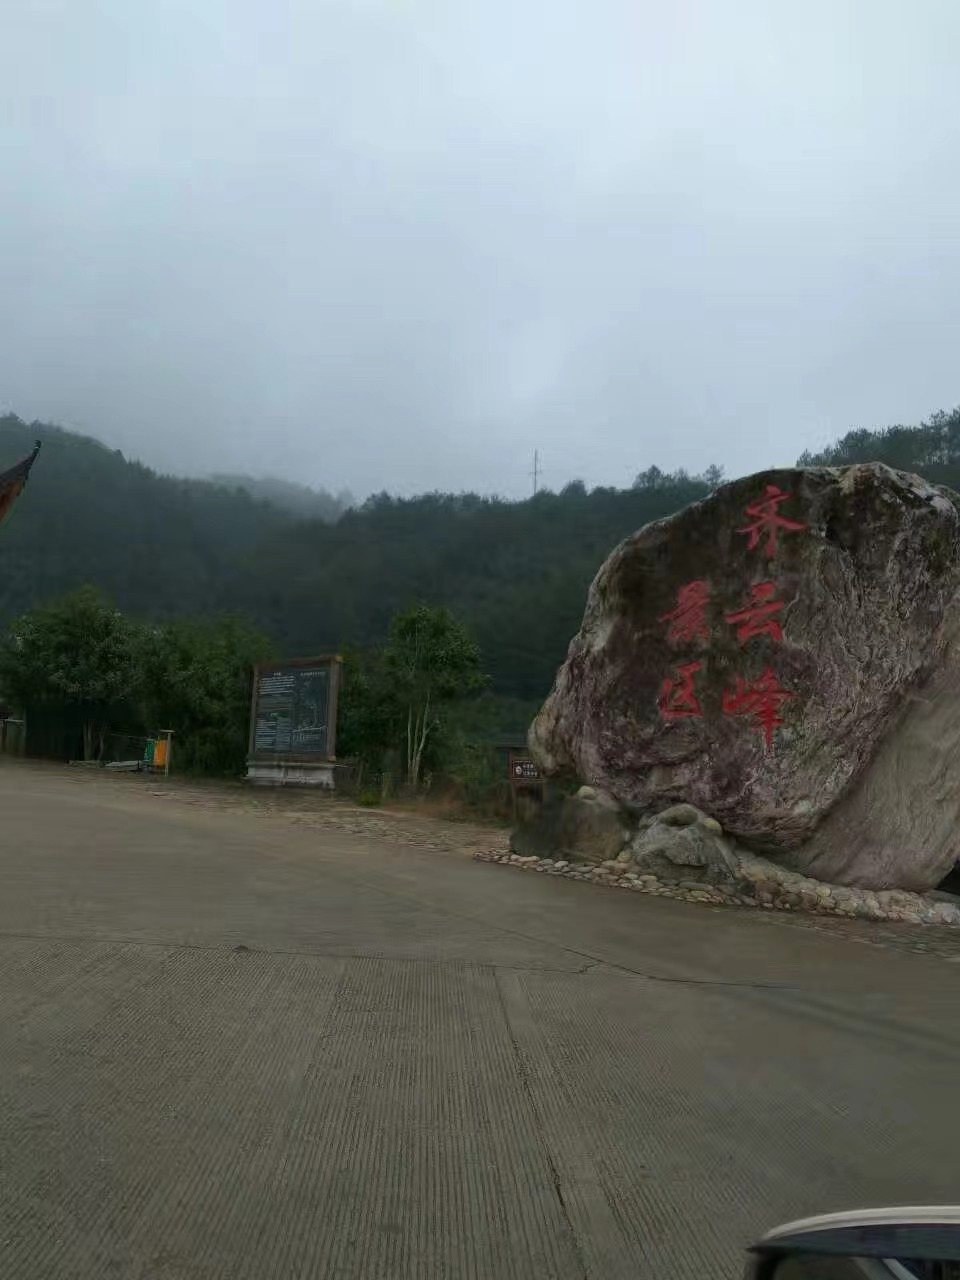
top-left (0, 441), bottom-right (41, 529)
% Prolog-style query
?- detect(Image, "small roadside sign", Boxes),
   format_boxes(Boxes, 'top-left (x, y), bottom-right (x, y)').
top-left (507, 751), bottom-right (543, 820)
top-left (509, 754), bottom-right (541, 784)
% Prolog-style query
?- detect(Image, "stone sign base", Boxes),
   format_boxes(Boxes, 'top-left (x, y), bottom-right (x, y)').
top-left (245, 760), bottom-right (335, 788)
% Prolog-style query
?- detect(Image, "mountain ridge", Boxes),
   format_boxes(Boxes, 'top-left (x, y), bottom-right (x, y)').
top-left (2, 406), bottom-right (958, 700)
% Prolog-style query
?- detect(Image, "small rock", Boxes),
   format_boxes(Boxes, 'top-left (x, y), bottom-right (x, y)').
top-left (655, 803), bottom-right (703, 828)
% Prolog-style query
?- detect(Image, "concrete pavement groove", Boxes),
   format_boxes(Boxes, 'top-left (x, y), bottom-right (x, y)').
top-left (497, 966), bottom-right (750, 1280)
top-left (505, 966), bottom-right (959, 1273)
top-left (1, 949), bottom-right (279, 1273)
top-left (2, 763), bottom-right (960, 1278)
top-left (216, 956), bottom-right (580, 1279)
top-left (496, 968), bottom-right (616, 1280)
top-left (147, 954), bottom-right (345, 1280)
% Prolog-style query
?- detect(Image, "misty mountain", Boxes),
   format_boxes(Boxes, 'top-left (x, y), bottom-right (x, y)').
top-left (0, 414), bottom-right (291, 624)
top-left (209, 474), bottom-right (353, 522)
top-left (2, 408), bottom-right (958, 702)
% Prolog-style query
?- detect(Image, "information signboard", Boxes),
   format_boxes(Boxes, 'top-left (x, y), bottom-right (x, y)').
top-left (247, 656), bottom-right (341, 764)
top-left (508, 753), bottom-right (542, 784)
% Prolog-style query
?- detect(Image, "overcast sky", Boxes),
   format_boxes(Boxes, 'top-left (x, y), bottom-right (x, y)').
top-left (3, 1), bottom-right (959, 499)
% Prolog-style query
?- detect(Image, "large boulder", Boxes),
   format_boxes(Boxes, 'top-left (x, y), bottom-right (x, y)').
top-left (530, 464), bottom-right (960, 890)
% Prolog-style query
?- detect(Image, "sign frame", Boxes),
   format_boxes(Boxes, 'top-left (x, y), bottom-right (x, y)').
top-left (508, 751), bottom-right (542, 785)
top-left (507, 750), bottom-right (544, 820)
top-left (247, 655), bottom-right (342, 766)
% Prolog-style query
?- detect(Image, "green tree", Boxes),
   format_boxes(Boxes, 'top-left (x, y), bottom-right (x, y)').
top-left (0, 586), bottom-right (143, 760)
top-left (796, 408), bottom-right (960, 485)
top-left (139, 616), bottom-right (272, 775)
top-left (633, 464), bottom-right (667, 490)
top-left (382, 605), bottom-right (486, 788)
top-left (336, 646), bottom-right (402, 783)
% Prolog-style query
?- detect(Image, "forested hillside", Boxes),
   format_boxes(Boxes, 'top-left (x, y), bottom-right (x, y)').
top-left (2, 407), bottom-right (958, 704)
top-left (223, 477), bottom-right (714, 698)
top-left (0, 415), bottom-right (292, 623)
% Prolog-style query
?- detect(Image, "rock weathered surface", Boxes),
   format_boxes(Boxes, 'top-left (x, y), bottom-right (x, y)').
top-left (530, 464), bottom-right (960, 890)
top-left (629, 803), bottom-right (740, 884)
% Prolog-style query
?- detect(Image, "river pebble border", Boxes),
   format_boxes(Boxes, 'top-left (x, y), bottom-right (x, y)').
top-left (472, 849), bottom-right (960, 927)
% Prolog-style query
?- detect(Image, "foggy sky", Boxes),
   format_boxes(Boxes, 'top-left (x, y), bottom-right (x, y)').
top-left (3, 1), bottom-right (960, 499)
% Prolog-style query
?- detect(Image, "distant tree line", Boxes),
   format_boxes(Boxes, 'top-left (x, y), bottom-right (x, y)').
top-left (799, 407), bottom-right (960, 489)
top-left (0, 414), bottom-right (721, 702)
top-left (0, 586), bottom-right (271, 772)
top-left (0, 405), bottom-right (957, 769)
top-left (0, 586), bottom-right (492, 798)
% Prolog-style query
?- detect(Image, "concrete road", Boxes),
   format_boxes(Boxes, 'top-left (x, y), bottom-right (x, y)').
top-left (1, 764), bottom-right (958, 1280)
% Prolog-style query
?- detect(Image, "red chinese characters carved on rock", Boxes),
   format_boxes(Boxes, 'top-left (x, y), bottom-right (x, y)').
top-left (659, 579), bottom-right (710, 645)
top-left (724, 581), bottom-right (785, 645)
top-left (722, 666), bottom-right (794, 748)
top-left (738, 485), bottom-right (807, 557)
top-left (659, 660), bottom-right (702, 719)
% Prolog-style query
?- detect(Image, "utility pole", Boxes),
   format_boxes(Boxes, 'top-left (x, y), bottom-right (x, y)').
top-left (531, 449), bottom-right (541, 496)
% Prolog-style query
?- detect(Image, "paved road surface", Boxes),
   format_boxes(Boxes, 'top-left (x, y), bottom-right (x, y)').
top-left (1, 763), bottom-right (958, 1279)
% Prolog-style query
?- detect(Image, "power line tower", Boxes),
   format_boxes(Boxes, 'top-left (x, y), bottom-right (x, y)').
top-left (531, 448), bottom-right (541, 496)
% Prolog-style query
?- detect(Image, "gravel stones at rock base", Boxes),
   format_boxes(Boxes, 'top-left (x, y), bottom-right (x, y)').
top-left (475, 847), bottom-right (960, 928)
top-left (506, 791), bottom-right (960, 926)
